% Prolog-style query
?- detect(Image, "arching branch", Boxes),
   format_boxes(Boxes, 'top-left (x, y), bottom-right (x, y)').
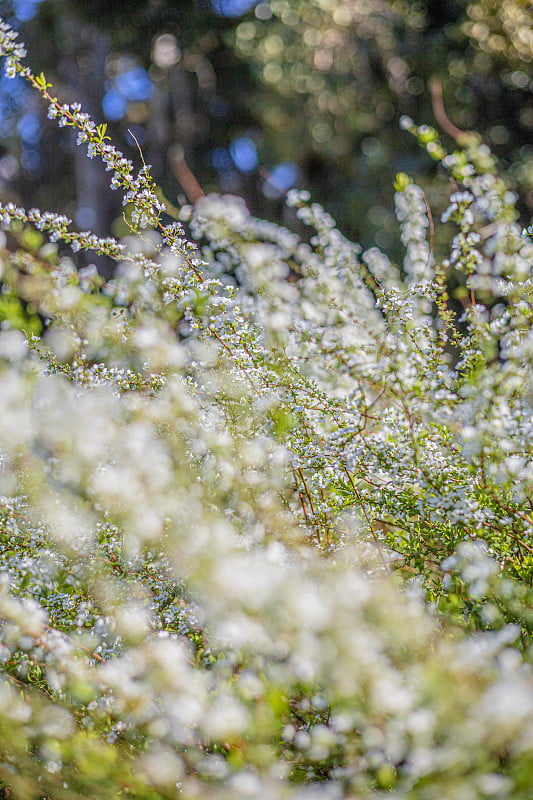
top-left (168, 143), bottom-right (205, 204)
top-left (429, 79), bottom-right (466, 141)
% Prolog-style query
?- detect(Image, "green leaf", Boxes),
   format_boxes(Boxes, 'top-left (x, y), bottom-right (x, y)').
top-left (394, 172), bottom-right (412, 191)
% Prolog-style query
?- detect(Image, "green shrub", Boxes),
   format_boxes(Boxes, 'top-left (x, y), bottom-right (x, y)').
top-left (1, 18), bottom-right (533, 800)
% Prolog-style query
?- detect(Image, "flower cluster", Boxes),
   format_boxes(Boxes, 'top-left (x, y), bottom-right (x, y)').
top-left (0, 19), bottom-right (27, 77)
top-left (0, 201), bottom-right (125, 257)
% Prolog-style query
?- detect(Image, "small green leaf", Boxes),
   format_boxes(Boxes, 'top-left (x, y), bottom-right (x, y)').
top-left (96, 123), bottom-right (111, 143)
top-left (35, 71), bottom-right (51, 90)
top-left (394, 172), bottom-right (412, 191)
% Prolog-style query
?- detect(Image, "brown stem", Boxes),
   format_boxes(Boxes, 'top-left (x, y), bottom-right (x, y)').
top-left (481, 522), bottom-right (533, 556)
top-left (298, 491), bottom-right (311, 527)
top-left (43, 624), bottom-right (107, 664)
top-left (168, 143), bottom-right (205, 204)
top-left (429, 79), bottom-right (465, 141)
top-left (297, 467), bottom-right (316, 517)
top-left (342, 467), bottom-right (388, 569)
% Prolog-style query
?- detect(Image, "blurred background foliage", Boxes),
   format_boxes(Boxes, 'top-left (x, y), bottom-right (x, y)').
top-left (0, 0), bottom-right (532, 268)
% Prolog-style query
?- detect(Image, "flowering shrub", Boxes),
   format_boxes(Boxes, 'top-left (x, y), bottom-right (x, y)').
top-left (1, 18), bottom-right (533, 800)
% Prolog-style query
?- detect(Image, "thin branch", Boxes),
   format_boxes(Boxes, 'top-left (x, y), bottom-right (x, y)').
top-left (297, 467), bottom-right (316, 518)
top-left (43, 625), bottom-right (106, 664)
top-left (342, 467), bottom-right (389, 570)
top-left (168, 143), bottom-right (205, 204)
top-left (127, 128), bottom-right (147, 168)
top-left (429, 79), bottom-right (465, 141)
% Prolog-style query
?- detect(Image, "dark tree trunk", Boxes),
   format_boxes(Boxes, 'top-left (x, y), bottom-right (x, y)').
top-left (60, 16), bottom-right (118, 279)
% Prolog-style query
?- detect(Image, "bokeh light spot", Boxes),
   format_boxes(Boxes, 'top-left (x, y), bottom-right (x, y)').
top-left (102, 90), bottom-right (128, 121)
top-left (115, 68), bottom-right (153, 102)
top-left (18, 112), bottom-right (40, 145)
top-left (152, 34), bottom-right (181, 69)
top-left (13, 0), bottom-right (44, 22)
top-left (229, 137), bottom-right (258, 173)
top-left (263, 162), bottom-right (299, 198)
top-left (211, 0), bottom-right (258, 18)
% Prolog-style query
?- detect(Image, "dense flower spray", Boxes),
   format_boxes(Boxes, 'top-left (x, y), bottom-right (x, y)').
top-left (1, 18), bottom-right (533, 800)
